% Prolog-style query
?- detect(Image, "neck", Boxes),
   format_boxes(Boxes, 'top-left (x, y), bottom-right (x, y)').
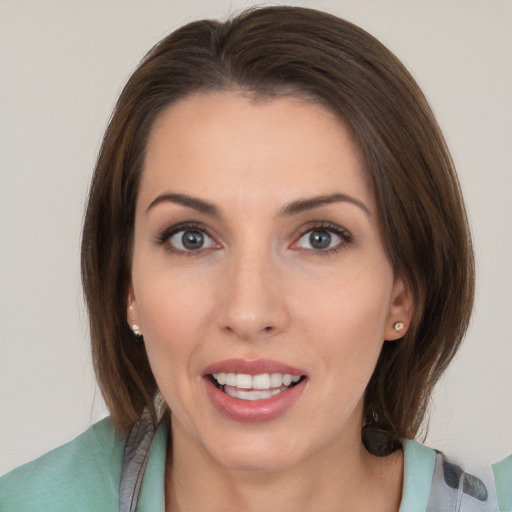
top-left (165, 418), bottom-right (403, 512)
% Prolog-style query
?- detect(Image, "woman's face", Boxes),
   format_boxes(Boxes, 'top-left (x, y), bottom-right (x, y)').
top-left (129, 91), bottom-right (412, 472)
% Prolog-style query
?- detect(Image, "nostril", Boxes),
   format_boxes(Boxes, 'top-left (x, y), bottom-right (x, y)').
top-left (264, 326), bottom-right (273, 331)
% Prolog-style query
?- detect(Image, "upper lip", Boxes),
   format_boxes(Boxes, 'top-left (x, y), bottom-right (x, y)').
top-left (203, 358), bottom-right (307, 376)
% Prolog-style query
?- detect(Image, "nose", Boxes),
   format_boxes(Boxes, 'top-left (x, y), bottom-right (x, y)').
top-left (217, 248), bottom-right (289, 341)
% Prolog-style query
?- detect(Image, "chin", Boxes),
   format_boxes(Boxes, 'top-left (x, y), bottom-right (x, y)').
top-left (202, 428), bottom-right (311, 474)
top-left (216, 449), bottom-right (301, 474)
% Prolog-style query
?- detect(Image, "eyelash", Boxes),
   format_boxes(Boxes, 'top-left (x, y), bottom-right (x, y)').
top-left (154, 221), bottom-right (352, 255)
top-left (154, 222), bottom-right (217, 256)
top-left (294, 222), bottom-right (352, 255)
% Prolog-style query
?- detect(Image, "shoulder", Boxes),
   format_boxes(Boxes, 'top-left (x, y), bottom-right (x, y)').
top-left (0, 417), bottom-right (126, 512)
top-left (402, 439), bottom-right (506, 512)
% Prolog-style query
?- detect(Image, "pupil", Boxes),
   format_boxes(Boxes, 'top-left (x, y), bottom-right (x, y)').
top-left (182, 231), bottom-right (204, 250)
top-left (310, 230), bottom-right (331, 249)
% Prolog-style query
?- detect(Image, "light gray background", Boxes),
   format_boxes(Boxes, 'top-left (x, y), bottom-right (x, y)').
top-left (1, 0), bottom-right (511, 476)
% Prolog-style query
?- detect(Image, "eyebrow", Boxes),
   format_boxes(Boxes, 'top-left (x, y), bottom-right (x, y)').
top-left (146, 193), bottom-right (220, 216)
top-left (146, 192), bottom-right (370, 217)
top-left (279, 193), bottom-right (371, 217)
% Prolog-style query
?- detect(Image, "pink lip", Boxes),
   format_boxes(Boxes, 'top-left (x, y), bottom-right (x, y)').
top-left (203, 358), bottom-right (307, 376)
top-left (203, 358), bottom-right (308, 423)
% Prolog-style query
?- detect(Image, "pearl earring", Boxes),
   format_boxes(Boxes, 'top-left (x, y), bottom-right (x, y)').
top-left (131, 324), bottom-right (143, 341)
top-left (393, 321), bottom-right (405, 332)
top-left (129, 305), bottom-right (143, 341)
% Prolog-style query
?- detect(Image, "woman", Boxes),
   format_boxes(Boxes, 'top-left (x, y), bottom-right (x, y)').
top-left (0, 6), bottom-right (509, 511)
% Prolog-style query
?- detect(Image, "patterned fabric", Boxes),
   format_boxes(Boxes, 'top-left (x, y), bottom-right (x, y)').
top-left (119, 408), bottom-right (159, 512)
top-left (426, 451), bottom-right (500, 511)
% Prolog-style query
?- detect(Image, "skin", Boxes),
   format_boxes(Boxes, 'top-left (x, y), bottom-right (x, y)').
top-left (128, 91), bottom-right (413, 511)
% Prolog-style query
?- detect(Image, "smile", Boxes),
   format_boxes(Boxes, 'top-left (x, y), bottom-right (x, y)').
top-left (211, 372), bottom-right (304, 401)
top-left (203, 359), bottom-right (308, 422)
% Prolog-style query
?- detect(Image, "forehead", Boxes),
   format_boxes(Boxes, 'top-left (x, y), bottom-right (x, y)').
top-left (139, 91), bottom-right (374, 212)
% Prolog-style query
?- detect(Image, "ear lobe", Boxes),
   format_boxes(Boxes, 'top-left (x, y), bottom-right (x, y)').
top-left (384, 276), bottom-right (414, 341)
top-left (126, 284), bottom-right (141, 328)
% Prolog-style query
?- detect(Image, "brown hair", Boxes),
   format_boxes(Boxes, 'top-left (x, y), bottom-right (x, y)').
top-left (81, 6), bottom-right (474, 452)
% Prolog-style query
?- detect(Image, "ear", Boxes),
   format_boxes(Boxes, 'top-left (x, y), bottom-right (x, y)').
top-left (384, 276), bottom-right (414, 341)
top-left (126, 284), bottom-right (141, 332)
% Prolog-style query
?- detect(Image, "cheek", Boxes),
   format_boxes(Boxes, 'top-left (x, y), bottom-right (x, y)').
top-left (135, 263), bottom-right (216, 337)
top-left (296, 268), bottom-right (393, 374)
top-left (133, 273), bottom-right (216, 392)
top-left (137, 282), bottom-right (207, 432)
top-left (299, 264), bottom-right (392, 328)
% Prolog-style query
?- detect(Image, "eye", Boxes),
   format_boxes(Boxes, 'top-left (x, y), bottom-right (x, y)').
top-left (294, 224), bottom-right (351, 252)
top-left (169, 229), bottom-right (215, 252)
top-left (297, 229), bottom-right (339, 250)
top-left (155, 223), bottom-right (219, 254)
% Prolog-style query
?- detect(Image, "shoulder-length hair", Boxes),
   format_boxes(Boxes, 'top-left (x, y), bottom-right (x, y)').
top-left (81, 6), bottom-right (474, 454)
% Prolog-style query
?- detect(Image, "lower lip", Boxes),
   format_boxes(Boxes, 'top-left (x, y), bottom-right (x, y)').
top-left (204, 377), bottom-right (307, 423)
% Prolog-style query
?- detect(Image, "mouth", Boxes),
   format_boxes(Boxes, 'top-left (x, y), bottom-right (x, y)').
top-left (203, 359), bottom-right (308, 422)
top-left (209, 372), bottom-right (306, 401)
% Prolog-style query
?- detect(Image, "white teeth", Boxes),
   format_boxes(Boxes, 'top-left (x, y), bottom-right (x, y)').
top-left (224, 387), bottom-right (283, 401)
top-left (282, 374), bottom-right (292, 386)
top-left (225, 373), bottom-right (237, 386)
top-left (211, 372), bottom-right (302, 391)
top-left (252, 373), bottom-right (271, 389)
top-left (236, 373), bottom-right (253, 389)
top-left (270, 373), bottom-right (283, 387)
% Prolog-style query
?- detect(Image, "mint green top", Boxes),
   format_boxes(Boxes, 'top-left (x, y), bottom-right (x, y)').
top-left (0, 418), bottom-right (507, 511)
top-left (492, 453), bottom-right (512, 512)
